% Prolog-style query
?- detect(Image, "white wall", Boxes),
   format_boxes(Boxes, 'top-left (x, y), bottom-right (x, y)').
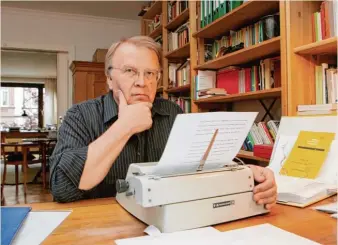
top-left (1, 7), bottom-right (140, 61)
top-left (1, 7), bottom-right (140, 116)
top-left (1, 50), bottom-right (57, 78)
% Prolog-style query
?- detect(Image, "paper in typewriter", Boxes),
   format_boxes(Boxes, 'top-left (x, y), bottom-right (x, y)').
top-left (152, 112), bottom-right (258, 176)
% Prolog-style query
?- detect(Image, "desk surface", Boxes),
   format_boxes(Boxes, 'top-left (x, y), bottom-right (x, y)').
top-left (21, 196), bottom-right (337, 245)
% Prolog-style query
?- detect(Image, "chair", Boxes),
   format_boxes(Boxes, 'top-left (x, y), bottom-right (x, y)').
top-left (1, 142), bottom-right (46, 205)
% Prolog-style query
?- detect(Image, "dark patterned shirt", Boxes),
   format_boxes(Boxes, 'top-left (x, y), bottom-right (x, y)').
top-left (49, 91), bottom-right (183, 202)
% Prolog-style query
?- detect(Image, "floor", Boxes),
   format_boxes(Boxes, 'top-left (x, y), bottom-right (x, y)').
top-left (2, 184), bottom-right (53, 206)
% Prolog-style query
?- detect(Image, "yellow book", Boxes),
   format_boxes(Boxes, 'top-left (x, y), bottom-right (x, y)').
top-left (280, 131), bottom-right (335, 179)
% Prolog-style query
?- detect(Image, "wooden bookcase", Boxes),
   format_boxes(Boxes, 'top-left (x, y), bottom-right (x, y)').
top-left (140, 0), bottom-right (337, 163)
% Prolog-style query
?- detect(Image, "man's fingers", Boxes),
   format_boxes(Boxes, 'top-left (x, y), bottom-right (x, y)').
top-left (265, 202), bottom-right (276, 210)
top-left (253, 177), bottom-right (274, 194)
top-left (254, 186), bottom-right (277, 201)
top-left (249, 165), bottom-right (266, 183)
top-left (118, 90), bottom-right (127, 108)
top-left (258, 194), bottom-right (277, 206)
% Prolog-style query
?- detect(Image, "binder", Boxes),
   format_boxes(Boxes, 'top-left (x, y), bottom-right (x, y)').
top-left (1, 207), bottom-right (31, 245)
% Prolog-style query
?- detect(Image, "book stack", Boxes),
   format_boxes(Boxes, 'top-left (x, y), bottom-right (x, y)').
top-left (210, 13), bottom-right (279, 59)
top-left (200, 0), bottom-right (244, 28)
top-left (297, 103), bottom-right (338, 116)
top-left (241, 120), bottom-right (280, 154)
top-left (169, 96), bottom-right (191, 113)
top-left (216, 57), bottom-right (281, 94)
top-left (168, 59), bottom-right (190, 88)
top-left (314, 63), bottom-right (337, 104)
top-left (312, 0), bottom-right (337, 41)
top-left (168, 22), bottom-right (190, 52)
top-left (197, 88), bottom-right (227, 99)
top-left (167, 0), bottom-right (188, 22)
top-left (148, 14), bottom-right (162, 33)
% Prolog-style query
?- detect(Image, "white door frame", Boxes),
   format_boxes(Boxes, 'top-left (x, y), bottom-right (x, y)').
top-left (1, 41), bottom-right (76, 118)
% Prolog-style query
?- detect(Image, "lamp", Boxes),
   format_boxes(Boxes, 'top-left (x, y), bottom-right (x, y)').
top-left (21, 110), bottom-right (28, 117)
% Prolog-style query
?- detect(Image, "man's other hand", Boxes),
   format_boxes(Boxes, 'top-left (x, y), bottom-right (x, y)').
top-left (117, 90), bottom-right (153, 134)
top-left (248, 165), bottom-right (277, 210)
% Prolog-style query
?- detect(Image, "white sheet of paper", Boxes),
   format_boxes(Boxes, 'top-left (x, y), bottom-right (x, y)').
top-left (11, 211), bottom-right (71, 245)
top-left (116, 224), bottom-right (319, 245)
top-left (216, 223), bottom-right (320, 245)
top-left (313, 202), bottom-right (338, 214)
top-left (115, 226), bottom-right (220, 245)
top-left (152, 112), bottom-right (258, 176)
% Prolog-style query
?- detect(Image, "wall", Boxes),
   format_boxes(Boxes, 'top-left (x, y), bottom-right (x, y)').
top-left (1, 50), bottom-right (57, 78)
top-left (1, 7), bottom-right (140, 61)
top-left (1, 7), bottom-right (140, 116)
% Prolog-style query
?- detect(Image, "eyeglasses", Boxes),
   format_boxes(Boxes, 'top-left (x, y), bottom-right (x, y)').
top-left (108, 66), bottom-right (161, 83)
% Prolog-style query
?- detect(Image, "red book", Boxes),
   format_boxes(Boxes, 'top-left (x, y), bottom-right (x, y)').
top-left (244, 68), bottom-right (251, 92)
top-left (216, 68), bottom-right (240, 94)
top-left (253, 144), bottom-right (273, 159)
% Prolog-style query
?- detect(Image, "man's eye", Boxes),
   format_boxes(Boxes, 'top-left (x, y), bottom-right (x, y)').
top-left (146, 71), bottom-right (155, 76)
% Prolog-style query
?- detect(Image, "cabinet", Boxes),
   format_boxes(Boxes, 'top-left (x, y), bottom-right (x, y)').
top-left (70, 61), bottom-right (109, 104)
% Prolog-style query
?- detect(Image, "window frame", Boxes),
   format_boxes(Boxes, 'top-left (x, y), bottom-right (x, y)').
top-left (1, 82), bottom-right (44, 128)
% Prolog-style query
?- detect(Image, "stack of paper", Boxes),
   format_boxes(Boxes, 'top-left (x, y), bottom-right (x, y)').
top-left (115, 224), bottom-right (320, 245)
top-left (313, 202), bottom-right (338, 219)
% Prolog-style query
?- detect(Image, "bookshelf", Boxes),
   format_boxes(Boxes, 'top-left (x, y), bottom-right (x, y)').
top-left (294, 36), bottom-right (337, 55)
top-left (194, 88), bottom-right (281, 104)
top-left (195, 37), bottom-right (281, 70)
top-left (140, 0), bottom-right (337, 163)
top-left (193, 0), bottom-right (279, 38)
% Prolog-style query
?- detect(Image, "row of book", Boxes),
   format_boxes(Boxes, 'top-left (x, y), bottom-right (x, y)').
top-left (167, 0), bottom-right (188, 23)
top-left (200, 0), bottom-right (244, 28)
top-left (315, 64), bottom-right (337, 105)
top-left (147, 14), bottom-right (162, 34)
top-left (168, 22), bottom-right (190, 52)
top-left (312, 0), bottom-right (337, 42)
top-left (195, 57), bottom-right (281, 99)
top-left (297, 103), bottom-right (337, 116)
top-left (168, 59), bottom-right (191, 88)
top-left (242, 120), bottom-right (280, 152)
top-left (207, 13), bottom-right (279, 60)
top-left (169, 96), bottom-right (191, 113)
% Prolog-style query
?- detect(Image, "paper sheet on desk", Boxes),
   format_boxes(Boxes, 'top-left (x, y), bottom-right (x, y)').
top-left (11, 211), bottom-right (71, 245)
top-left (313, 202), bottom-right (338, 214)
top-left (152, 112), bottom-right (257, 176)
top-left (115, 226), bottom-right (220, 245)
top-left (115, 224), bottom-right (319, 245)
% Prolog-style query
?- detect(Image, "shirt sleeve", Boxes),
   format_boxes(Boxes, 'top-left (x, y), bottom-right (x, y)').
top-left (49, 105), bottom-right (95, 203)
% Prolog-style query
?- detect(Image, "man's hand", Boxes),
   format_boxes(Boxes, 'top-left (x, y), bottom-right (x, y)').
top-left (117, 90), bottom-right (153, 135)
top-left (248, 165), bottom-right (277, 210)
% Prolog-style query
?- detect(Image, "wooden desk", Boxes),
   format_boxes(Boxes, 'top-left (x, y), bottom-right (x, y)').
top-left (1, 131), bottom-right (49, 143)
top-left (23, 197), bottom-right (337, 245)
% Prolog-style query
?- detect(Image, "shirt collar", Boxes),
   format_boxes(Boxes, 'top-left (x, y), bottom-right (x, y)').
top-left (103, 90), bottom-right (170, 124)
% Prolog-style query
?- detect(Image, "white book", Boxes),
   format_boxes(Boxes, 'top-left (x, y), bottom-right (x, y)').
top-left (268, 133), bottom-right (338, 207)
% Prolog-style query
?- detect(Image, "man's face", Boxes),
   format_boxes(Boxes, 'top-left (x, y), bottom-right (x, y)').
top-left (107, 43), bottom-right (160, 105)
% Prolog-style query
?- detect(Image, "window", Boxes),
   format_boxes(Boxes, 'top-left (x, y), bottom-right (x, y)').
top-left (0, 88), bottom-right (10, 106)
top-left (0, 83), bottom-right (44, 129)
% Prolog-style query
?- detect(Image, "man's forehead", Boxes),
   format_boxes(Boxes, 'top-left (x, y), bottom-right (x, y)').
top-left (112, 43), bottom-right (159, 68)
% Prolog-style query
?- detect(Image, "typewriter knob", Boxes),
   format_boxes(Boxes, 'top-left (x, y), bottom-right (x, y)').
top-left (116, 179), bottom-right (129, 193)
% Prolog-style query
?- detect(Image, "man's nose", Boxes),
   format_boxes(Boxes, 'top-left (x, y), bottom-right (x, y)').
top-left (134, 73), bottom-right (146, 87)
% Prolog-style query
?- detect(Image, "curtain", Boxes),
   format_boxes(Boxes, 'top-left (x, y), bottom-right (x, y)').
top-left (44, 78), bottom-right (57, 127)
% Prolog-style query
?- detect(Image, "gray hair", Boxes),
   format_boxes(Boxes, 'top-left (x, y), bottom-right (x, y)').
top-left (105, 35), bottom-right (162, 77)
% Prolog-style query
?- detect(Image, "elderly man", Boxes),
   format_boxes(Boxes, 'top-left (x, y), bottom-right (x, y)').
top-left (49, 36), bottom-right (277, 210)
